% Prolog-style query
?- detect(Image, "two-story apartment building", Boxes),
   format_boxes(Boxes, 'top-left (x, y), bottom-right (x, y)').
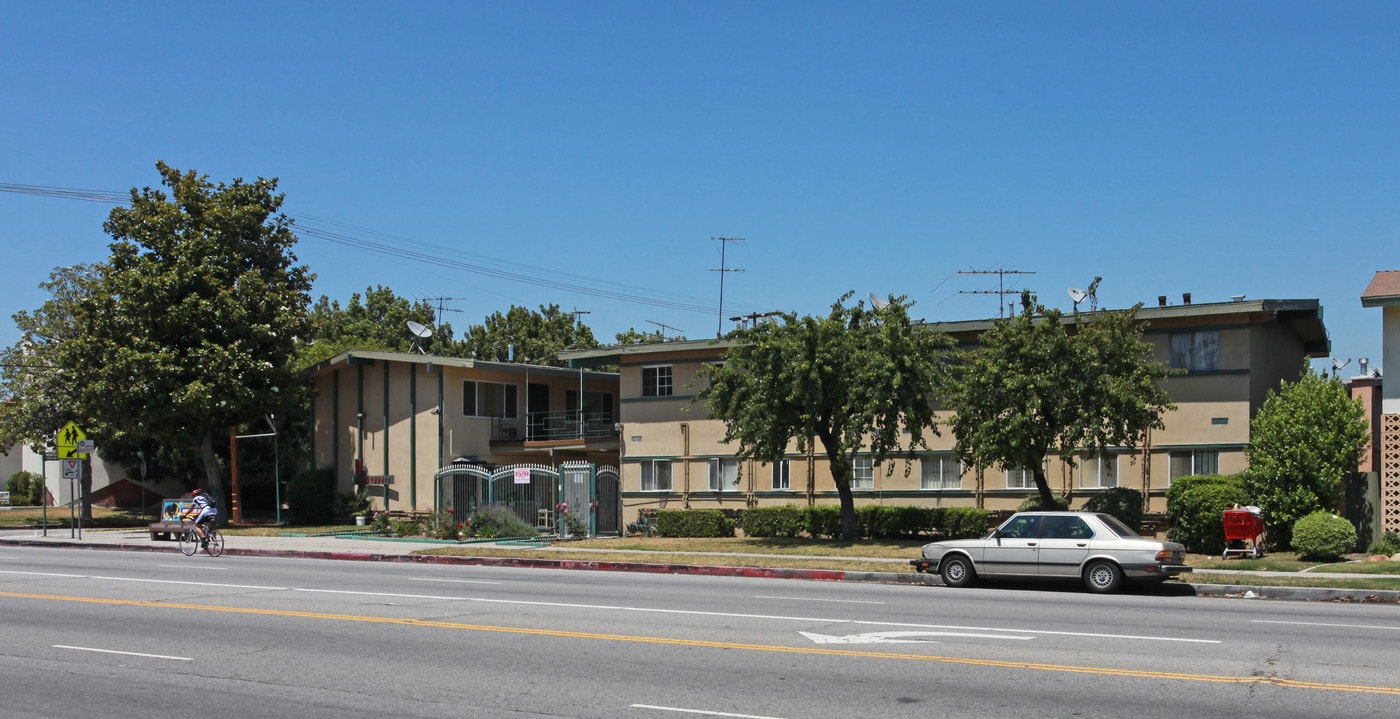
top-left (304, 350), bottom-right (620, 514)
top-left (559, 297), bottom-right (1329, 525)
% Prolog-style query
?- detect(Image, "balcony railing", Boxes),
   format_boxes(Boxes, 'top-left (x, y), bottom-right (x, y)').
top-left (492, 410), bottom-right (617, 442)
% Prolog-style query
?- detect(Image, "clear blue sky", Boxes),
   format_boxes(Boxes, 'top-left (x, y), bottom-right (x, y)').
top-left (3, 2), bottom-right (1396, 373)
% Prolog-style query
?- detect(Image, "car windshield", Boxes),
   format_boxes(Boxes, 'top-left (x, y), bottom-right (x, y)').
top-left (1097, 514), bottom-right (1141, 539)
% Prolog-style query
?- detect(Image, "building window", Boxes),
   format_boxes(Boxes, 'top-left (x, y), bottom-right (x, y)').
top-left (1170, 331), bottom-right (1219, 371)
top-left (921, 455), bottom-right (962, 490)
top-left (566, 389), bottom-right (615, 418)
top-left (1169, 450), bottom-right (1219, 482)
top-left (771, 460), bottom-right (790, 490)
top-left (1081, 451), bottom-right (1119, 489)
top-left (708, 458), bottom-right (739, 492)
top-left (642, 365), bottom-right (673, 397)
top-left (641, 460), bottom-right (672, 491)
top-left (851, 457), bottom-right (874, 489)
top-left (1007, 466), bottom-right (1036, 490)
top-left (462, 380), bottom-right (518, 418)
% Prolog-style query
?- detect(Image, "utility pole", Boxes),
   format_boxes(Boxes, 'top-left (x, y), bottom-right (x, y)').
top-left (711, 237), bottom-right (745, 337)
top-left (727, 310), bottom-right (781, 330)
top-left (957, 268), bottom-right (1036, 318)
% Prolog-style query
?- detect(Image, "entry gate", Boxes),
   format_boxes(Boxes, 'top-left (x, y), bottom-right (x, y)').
top-left (433, 462), bottom-right (621, 538)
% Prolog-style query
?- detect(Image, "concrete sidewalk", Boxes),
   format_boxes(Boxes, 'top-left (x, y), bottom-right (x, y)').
top-left (3, 526), bottom-right (1398, 603)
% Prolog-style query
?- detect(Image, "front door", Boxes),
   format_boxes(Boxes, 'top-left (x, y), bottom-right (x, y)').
top-left (981, 514), bottom-right (1041, 576)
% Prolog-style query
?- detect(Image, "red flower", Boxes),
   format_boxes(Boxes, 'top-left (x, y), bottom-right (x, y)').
top-left (448, 509), bottom-right (455, 514)
top-left (456, 523), bottom-right (463, 529)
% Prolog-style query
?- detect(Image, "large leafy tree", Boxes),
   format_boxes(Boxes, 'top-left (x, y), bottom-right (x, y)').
top-left (1243, 365), bottom-right (1368, 548)
top-left (459, 304), bottom-right (598, 365)
top-left (57, 162), bottom-right (313, 516)
top-left (696, 293), bottom-right (952, 541)
top-left (299, 286), bottom-right (444, 366)
top-left (946, 291), bottom-right (1175, 510)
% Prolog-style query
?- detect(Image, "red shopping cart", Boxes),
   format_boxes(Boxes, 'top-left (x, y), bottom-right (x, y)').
top-left (1222, 507), bottom-right (1265, 560)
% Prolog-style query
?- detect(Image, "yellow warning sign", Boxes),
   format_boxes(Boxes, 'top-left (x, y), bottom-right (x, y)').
top-left (56, 421), bottom-right (88, 460)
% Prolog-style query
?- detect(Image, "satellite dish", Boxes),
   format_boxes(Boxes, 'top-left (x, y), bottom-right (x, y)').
top-left (868, 292), bottom-right (889, 309)
top-left (406, 320), bottom-right (432, 354)
top-left (1331, 357), bottom-right (1350, 372)
top-left (1068, 288), bottom-right (1088, 305)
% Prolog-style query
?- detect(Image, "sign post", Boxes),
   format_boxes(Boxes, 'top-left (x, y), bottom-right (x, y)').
top-left (55, 422), bottom-right (88, 538)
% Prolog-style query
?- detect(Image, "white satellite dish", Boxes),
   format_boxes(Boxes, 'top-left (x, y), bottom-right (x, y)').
top-left (407, 320), bottom-right (432, 354)
top-left (868, 292), bottom-right (889, 309)
top-left (1068, 288), bottom-right (1087, 305)
top-left (1331, 357), bottom-right (1350, 372)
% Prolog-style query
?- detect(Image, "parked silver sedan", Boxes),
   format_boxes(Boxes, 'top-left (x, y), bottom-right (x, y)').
top-left (910, 511), bottom-right (1191, 593)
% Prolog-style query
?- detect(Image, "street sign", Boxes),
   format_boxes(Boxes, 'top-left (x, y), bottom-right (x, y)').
top-left (56, 421), bottom-right (88, 460)
top-left (77, 439), bottom-right (95, 453)
top-left (61, 459), bottom-right (81, 480)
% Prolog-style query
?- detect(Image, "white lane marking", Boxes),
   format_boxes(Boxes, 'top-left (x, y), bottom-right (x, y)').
top-left (632, 705), bottom-right (788, 719)
top-left (2, 569), bottom-right (1216, 645)
top-left (408, 577), bottom-right (503, 585)
top-left (801, 630), bottom-right (1034, 644)
top-left (157, 564), bottom-right (229, 571)
top-left (752, 595), bottom-right (884, 605)
top-left (54, 645), bottom-right (192, 661)
top-left (0, 570), bottom-right (86, 578)
top-left (1253, 619), bottom-right (1400, 632)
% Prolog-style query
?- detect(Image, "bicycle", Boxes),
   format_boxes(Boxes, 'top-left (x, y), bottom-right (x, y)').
top-left (178, 521), bottom-right (224, 557)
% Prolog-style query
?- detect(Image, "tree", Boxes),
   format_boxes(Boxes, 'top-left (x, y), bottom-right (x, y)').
top-left (945, 291), bottom-right (1175, 510)
top-left (56, 163), bottom-right (313, 518)
top-left (299, 286), bottom-right (444, 366)
top-left (459, 304), bottom-right (598, 365)
top-left (1243, 365), bottom-right (1368, 549)
top-left (696, 293), bottom-right (951, 541)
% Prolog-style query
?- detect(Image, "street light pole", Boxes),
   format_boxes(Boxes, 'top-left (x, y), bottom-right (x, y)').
top-left (266, 414), bottom-right (280, 525)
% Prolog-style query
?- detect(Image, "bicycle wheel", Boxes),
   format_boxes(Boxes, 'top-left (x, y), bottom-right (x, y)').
top-left (178, 528), bottom-right (197, 556)
top-left (204, 528), bottom-right (224, 557)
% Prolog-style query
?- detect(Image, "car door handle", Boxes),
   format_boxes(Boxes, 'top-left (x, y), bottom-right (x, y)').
top-left (1076, 542), bottom-right (1087, 547)
top-left (1026, 542), bottom-right (1037, 547)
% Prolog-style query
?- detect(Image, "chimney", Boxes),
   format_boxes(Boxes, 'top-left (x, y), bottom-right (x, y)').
top-left (1182, 292), bottom-right (1192, 305)
top-left (1158, 295), bottom-right (1167, 307)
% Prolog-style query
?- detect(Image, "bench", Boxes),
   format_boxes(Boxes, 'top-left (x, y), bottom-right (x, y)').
top-left (148, 520), bottom-right (187, 541)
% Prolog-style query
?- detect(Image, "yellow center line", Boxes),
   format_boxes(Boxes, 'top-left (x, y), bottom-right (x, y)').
top-left (6, 590), bottom-right (1397, 696)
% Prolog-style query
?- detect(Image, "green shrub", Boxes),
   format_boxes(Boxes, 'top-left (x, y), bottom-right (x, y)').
top-left (938, 506), bottom-right (992, 539)
top-left (1291, 511), bottom-right (1357, 561)
top-left (656, 509), bottom-right (734, 538)
top-left (336, 488), bottom-right (374, 518)
top-left (740, 505), bottom-right (807, 538)
top-left (390, 517), bottom-right (424, 537)
top-left (1082, 487), bottom-right (1144, 532)
top-left (285, 468), bottom-right (337, 525)
top-left (1366, 530), bottom-right (1400, 557)
top-left (1164, 474), bottom-right (1249, 553)
top-left (804, 505), bottom-right (842, 539)
top-left (7, 471), bottom-right (44, 506)
top-left (1017, 493), bottom-right (1069, 511)
top-left (465, 504), bottom-right (537, 538)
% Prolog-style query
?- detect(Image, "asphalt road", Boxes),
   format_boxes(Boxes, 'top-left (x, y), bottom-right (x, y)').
top-left (1, 546), bottom-right (1397, 718)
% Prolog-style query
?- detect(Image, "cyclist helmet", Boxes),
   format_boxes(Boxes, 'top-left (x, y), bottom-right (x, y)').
top-left (191, 488), bottom-right (203, 496)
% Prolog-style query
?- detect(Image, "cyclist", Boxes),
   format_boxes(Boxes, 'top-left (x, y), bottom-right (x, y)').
top-left (182, 488), bottom-right (218, 548)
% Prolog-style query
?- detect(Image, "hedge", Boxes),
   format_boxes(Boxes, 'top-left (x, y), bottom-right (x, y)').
top-left (1164, 474), bottom-right (1250, 553)
top-left (656, 509), bottom-right (734, 538)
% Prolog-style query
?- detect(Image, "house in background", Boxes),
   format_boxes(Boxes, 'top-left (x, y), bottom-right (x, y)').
top-left (303, 350), bottom-right (620, 513)
top-left (560, 296), bottom-right (1329, 530)
top-left (1361, 270), bottom-right (1400, 535)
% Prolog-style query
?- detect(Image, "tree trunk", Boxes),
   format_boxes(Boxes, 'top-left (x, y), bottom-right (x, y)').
top-left (1033, 467), bottom-right (1057, 510)
top-left (198, 435), bottom-right (227, 526)
top-left (825, 448), bottom-right (858, 542)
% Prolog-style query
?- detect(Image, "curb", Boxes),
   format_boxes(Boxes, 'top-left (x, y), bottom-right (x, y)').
top-left (4, 537), bottom-right (1396, 602)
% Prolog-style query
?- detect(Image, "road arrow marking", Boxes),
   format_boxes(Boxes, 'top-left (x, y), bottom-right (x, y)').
top-left (800, 630), bottom-right (1034, 644)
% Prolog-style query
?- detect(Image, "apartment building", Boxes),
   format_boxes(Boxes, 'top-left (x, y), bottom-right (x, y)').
top-left (559, 297), bottom-right (1329, 524)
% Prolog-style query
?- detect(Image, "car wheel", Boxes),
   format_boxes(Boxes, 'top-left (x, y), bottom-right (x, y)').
top-left (1083, 560), bottom-right (1123, 593)
top-left (940, 555), bottom-right (976, 588)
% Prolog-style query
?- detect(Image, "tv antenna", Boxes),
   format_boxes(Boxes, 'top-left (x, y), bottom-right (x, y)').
top-left (406, 320), bottom-right (433, 354)
top-left (868, 292), bottom-right (889, 310)
top-left (421, 297), bottom-right (466, 327)
top-left (646, 320), bottom-right (683, 339)
top-left (711, 236), bottom-right (746, 338)
top-left (957, 268), bottom-right (1035, 317)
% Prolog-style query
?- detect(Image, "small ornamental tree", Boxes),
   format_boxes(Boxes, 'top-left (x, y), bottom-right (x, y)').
top-left (946, 289), bottom-right (1175, 510)
top-left (697, 293), bottom-right (952, 541)
top-left (1243, 365), bottom-right (1368, 549)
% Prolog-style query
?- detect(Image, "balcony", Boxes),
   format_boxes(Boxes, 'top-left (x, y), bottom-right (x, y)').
top-left (492, 410), bottom-right (617, 443)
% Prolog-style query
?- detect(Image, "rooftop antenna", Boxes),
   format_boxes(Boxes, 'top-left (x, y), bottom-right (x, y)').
top-left (406, 320), bottom-right (432, 354)
top-left (421, 297), bottom-right (466, 327)
top-left (957, 268), bottom-right (1036, 318)
top-left (646, 319), bottom-right (683, 339)
top-left (1331, 357), bottom-right (1351, 376)
top-left (711, 236), bottom-right (746, 337)
top-left (868, 292), bottom-right (889, 309)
